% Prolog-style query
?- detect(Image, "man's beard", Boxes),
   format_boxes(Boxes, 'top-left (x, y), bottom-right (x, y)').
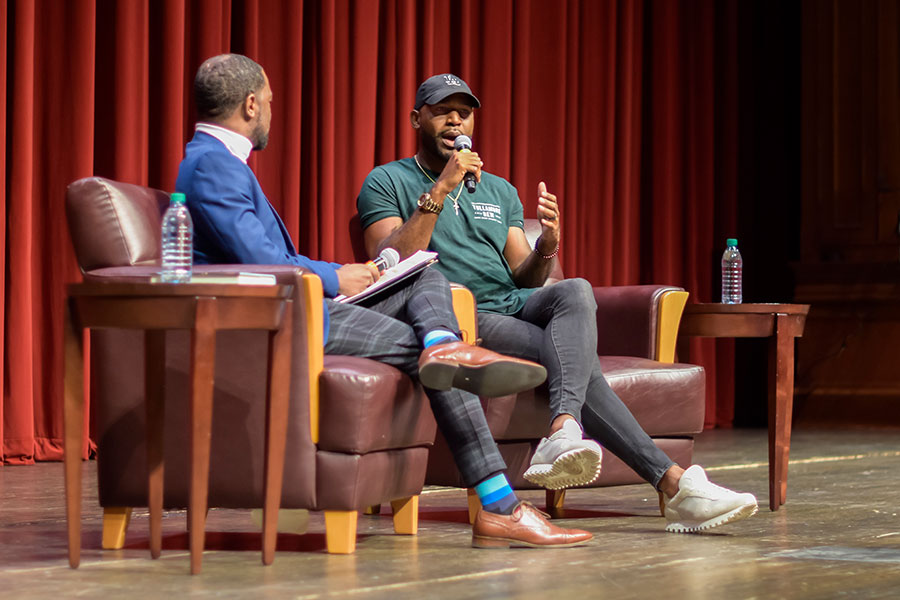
top-left (422, 132), bottom-right (453, 164)
top-left (252, 123), bottom-right (269, 151)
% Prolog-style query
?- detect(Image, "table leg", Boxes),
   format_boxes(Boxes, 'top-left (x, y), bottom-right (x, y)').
top-left (145, 330), bottom-right (166, 559)
top-left (63, 305), bottom-right (84, 568)
top-left (768, 314), bottom-right (797, 511)
top-left (189, 299), bottom-right (217, 575)
top-left (781, 316), bottom-right (801, 506)
top-left (262, 305), bottom-right (292, 565)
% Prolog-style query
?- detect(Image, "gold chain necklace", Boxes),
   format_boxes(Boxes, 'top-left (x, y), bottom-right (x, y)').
top-left (413, 155), bottom-right (464, 215)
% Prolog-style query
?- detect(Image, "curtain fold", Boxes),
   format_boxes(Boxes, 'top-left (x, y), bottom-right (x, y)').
top-left (1, 0), bottom-right (740, 463)
top-left (0, 0), bottom-right (8, 462)
top-left (6, 0), bottom-right (38, 464)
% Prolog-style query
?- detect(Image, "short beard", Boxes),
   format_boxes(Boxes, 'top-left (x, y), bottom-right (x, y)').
top-left (421, 131), bottom-right (452, 165)
top-left (251, 123), bottom-right (269, 151)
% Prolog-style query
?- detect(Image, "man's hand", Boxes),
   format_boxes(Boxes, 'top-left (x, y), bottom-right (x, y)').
top-left (434, 149), bottom-right (482, 196)
top-left (336, 263), bottom-right (379, 296)
top-left (536, 181), bottom-right (560, 253)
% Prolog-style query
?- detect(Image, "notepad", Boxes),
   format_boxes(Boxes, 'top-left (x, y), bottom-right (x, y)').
top-left (333, 250), bottom-right (439, 304)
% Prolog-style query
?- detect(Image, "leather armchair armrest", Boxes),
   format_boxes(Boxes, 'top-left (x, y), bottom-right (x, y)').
top-left (297, 272), bottom-right (324, 443)
top-left (593, 285), bottom-right (688, 362)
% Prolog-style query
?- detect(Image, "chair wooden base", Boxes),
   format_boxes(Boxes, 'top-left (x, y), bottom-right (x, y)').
top-left (324, 511), bottom-right (358, 554)
top-left (102, 507), bottom-right (132, 549)
top-left (466, 488), bottom-right (480, 524)
top-left (545, 489), bottom-right (566, 516)
top-left (102, 496), bottom-right (420, 556)
top-left (390, 496), bottom-right (418, 535)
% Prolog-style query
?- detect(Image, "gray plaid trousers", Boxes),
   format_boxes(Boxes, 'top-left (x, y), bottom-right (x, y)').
top-left (324, 268), bottom-right (506, 485)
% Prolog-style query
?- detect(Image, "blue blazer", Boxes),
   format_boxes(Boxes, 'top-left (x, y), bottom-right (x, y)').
top-left (176, 131), bottom-right (340, 337)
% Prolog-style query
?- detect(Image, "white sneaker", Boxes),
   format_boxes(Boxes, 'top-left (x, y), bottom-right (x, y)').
top-left (663, 465), bottom-right (758, 533)
top-left (523, 419), bottom-right (602, 490)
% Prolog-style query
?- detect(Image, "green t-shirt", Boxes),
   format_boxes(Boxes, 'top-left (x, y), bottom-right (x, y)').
top-left (357, 157), bottom-right (536, 315)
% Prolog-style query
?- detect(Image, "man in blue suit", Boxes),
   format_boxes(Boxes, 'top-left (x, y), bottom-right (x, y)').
top-left (176, 53), bottom-right (593, 548)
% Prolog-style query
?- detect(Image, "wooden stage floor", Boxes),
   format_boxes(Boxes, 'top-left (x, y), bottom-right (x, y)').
top-left (2, 429), bottom-right (899, 599)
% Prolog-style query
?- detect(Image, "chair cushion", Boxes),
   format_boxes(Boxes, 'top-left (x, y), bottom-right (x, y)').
top-left (482, 357), bottom-right (705, 440)
top-left (314, 447), bottom-right (431, 510)
top-left (602, 357), bottom-right (705, 434)
top-left (316, 355), bottom-right (437, 454)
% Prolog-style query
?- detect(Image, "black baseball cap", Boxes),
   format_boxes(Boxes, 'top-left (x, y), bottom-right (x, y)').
top-left (414, 74), bottom-right (481, 110)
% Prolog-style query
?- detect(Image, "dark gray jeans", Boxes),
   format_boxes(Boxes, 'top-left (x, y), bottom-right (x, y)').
top-left (477, 278), bottom-right (674, 488)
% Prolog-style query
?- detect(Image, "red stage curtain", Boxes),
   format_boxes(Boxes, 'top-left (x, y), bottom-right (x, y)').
top-left (1, 0), bottom-right (738, 464)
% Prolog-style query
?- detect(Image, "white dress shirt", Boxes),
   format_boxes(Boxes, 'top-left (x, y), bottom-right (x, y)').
top-left (195, 122), bottom-right (253, 164)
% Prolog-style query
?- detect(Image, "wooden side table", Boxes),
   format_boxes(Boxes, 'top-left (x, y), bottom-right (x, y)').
top-left (676, 303), bottom-right (810, 511)
top-left (64, 281), bottom-right (293, 574)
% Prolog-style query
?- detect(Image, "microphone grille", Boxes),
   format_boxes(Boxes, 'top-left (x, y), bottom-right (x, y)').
top-left (453, 135), bottom-right (473, 150)
top-left (380, 247), bottom-right (400, 269)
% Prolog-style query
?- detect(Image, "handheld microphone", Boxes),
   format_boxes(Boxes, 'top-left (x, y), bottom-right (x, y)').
top-left (453, 135), bottom-right (477, 194)
top-left (367, 247), bottom-right (400, 274)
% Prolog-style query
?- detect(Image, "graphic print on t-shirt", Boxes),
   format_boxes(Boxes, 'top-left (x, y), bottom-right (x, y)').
top-left (471, 201), bottom-right (503, 224)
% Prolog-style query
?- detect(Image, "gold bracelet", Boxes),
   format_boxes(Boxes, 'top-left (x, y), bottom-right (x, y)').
top-left (534, 239), bottom-right (559, 259)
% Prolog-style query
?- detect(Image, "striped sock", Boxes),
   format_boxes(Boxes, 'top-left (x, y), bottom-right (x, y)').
top-left (422, 329), bottom-right (460, 348)
top-left (475, 473), bottom-right (519, 515)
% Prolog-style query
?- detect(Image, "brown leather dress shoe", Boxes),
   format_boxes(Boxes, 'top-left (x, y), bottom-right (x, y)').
top-left (418, 341), bottom-right (547, 397)
top-left (472, 502), bottom-right (593, 548)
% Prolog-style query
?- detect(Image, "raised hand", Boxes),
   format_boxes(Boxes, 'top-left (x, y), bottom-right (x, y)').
top-left (536, 181), bottom-right (560, 252)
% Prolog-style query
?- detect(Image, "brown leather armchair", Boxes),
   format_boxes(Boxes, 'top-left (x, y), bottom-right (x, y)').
top-left (65, 176), bottom-right (438, 554)
top-left (418, 220), bottom-right (706, 517)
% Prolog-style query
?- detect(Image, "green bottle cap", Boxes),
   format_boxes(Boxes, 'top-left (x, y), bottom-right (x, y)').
top-left (726, 238), bottom-right (738, 246)
top-left (170, 192), bottom-right (186, 204)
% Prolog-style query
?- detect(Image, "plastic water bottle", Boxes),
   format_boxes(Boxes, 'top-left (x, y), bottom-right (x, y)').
top-left (721, 238), bottom-right (742, 304)
top-left (160, 192), bottom-right (193, 282)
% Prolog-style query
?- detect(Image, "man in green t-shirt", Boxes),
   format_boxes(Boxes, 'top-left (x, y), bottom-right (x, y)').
top-left (358, 74), bottom-right (759, 533)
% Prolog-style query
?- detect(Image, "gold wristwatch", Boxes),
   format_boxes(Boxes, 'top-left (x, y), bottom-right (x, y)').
top-left (416, 192), bottom-right (443, 215)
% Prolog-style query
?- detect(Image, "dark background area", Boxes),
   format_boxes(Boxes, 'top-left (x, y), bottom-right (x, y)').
top-left (733, 1), bottom-right (802, 427)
